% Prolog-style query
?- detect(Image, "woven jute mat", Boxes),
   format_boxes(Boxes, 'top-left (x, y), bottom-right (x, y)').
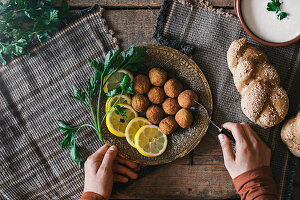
top-left (153, 0), bottom-right (300, 199)
top-left (0, 6), bottom-right (117, 199)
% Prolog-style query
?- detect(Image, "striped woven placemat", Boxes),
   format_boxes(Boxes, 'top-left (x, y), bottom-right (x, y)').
top-left (0, 5), bottom-right (117, 199)
top-left (153, 0), bottom-right (300, 199)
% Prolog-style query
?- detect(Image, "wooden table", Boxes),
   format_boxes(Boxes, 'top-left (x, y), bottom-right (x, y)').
top-left (62, 0), bottom-right (300, 199)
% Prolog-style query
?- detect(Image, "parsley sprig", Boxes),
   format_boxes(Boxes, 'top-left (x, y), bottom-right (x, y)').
top-left (0, 0), bottom-right (70, 66)
top-left (267, 0), bottom-right (288, 20)
top-left (58, 45), bottom-right (146, 167)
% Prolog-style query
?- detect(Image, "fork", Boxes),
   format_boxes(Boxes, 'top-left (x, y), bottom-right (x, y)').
top-left (194, 101), bottom-right (235, 143)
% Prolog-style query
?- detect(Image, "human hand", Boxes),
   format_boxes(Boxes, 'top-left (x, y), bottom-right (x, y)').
top-left (83, 145), bottom-right (138, 199)
top-left (218, 122), bottom-right (271, 179)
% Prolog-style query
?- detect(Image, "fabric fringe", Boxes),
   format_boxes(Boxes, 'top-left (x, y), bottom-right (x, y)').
top-left (153, 0), bottom-right (234, 55)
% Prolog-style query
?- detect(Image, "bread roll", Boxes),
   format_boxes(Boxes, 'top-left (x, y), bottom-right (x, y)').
top-left (227, 38), bottom-right (289, 128)
top-left (281, 111), bottom-right (300, 157)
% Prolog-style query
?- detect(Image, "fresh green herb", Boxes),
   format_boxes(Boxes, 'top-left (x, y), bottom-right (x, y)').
top-left (114, 105), bottom-right (127, 118)
top-left (70, 85), bottom-right (86, 103)
top-left (0, 0), bottom-right (70, 66)
top-left (58, 45), bottom-right (146, 167)
top-left (277, 12), bottom-right (288, 20)
top-left (267, 0), bottom-right (288, 20)
top-left (58, 120), bottom-right (96, 168)
top-left (107, 73), bottom-right (134, 97)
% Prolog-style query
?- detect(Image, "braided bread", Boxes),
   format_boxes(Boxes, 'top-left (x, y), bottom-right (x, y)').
top-left (281, 111), bottom-right (300, 157)
top-left (227, 38), bottom-right (289, 128)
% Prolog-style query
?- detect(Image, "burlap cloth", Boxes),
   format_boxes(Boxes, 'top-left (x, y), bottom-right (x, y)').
top-left (153, 0), bottom-right (300, 199)
top-left (0, 6), bottom-right (116, 199)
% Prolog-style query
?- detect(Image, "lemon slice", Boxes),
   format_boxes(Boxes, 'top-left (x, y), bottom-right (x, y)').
top-left (103, 69), bottom-right (134, 93)
top-left (106, 104), bottom-right (138, 137)
top-left (125, 117), bottom-right (152, 148)
top-left (105, 94), bottom-right (132, 113)
top-left (134, 125), bottom-right (168, 157)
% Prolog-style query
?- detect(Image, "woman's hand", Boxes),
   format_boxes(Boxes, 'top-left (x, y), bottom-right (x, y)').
top-left (218, 122), bottom-right (271, 179)
top-left (83, 145), bottom-right (138, 199)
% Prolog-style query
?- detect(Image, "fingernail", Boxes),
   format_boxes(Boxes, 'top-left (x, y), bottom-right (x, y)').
top-left (110, 145), bottom-right (117, 151)
top-left (218, 134), bottom-right (225, 143)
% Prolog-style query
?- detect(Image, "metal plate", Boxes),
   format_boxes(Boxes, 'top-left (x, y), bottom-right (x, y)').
top-left (102, 45), bottom-right (213, 165)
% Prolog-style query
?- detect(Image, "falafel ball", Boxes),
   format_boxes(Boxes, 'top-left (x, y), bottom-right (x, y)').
top-left (133, 74), bottom-right (150, 94)
top-left (175, 108), bottom-right (194, 128)
top-left (162, 98), bottom-right (181, 115)
top-left (164, 78), bottom-right (183, 98)
top-left (146, 105), bottom-right (164, 124)
top-left (178, 90), bottom-right (198, 108)
top-left (131, 94), bottom-right (150, 113)
top-left (149, 68), bottom-right (167, 86)
top-left (148, 87), bottom-right (165, 104)
top-left (159, 116), bottom-right (178, 135)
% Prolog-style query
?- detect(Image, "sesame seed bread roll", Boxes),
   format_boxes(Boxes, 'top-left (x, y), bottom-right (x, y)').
top-left (227, 38), bottom-right (289, 128)
top-left (281, 111), bottom-right (300, 157)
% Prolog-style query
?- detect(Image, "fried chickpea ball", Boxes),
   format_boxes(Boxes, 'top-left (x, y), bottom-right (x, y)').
top-left (175, 108), bottom-right (194, 128)
top-left (164, 78), bottom-right (183, 98)
top-left (131, 94), bottom-right (150, 113)
top-left (162, 98), bottom-right (181, 115)
top-left (178, 90), bottom-right (198, 108)
top-left (159, 116), bottom-right (178, 135)
top-left (149, 68), bottom-right (167, 86)
top-left (133, 74), bottom-right (150, 94)
top-left (146, 105), bottom-right (164, 124)
top-left (148, 87), bottom-right (165, 104)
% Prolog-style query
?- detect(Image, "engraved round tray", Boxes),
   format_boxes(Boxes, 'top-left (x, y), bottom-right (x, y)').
top-left (102, 45), bottom-right (213, 165)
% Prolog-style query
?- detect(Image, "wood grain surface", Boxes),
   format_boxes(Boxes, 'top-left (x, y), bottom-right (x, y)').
top-left (104, 8), bottom-right (238, 199)
top-left (58, 0), bottom-right (234, 7)
top-left (66, 0), bottom-right (299, 199)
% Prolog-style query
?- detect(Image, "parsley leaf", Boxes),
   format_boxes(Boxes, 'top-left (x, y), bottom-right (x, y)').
top-left (59, 45), bottom-right (147, 168)
top-left (267, 0), bottom-right (288, 20)
top-left (87, 72), bottom-right (101, 99)
top-left (114, 105), bottom-right (127, 118)
top-left (70, 144), bottom-right (81, 168)
top-left (278, 12), bottom-right (288, 20)
top-left (107, 88), bottom-right (121, 97)
top-left (267, 2), bottom-right (280, 13)
top-left (70, 85), bottom-right (86, 103)
top-left (88, 59), bottom-right (104, 72)
top-left (0, 0), bottom-right (70, 66)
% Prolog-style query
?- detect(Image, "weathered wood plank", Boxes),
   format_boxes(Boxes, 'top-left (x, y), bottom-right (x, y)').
top-left (57, 0), bottom-right (234, 8)
top-left (209, 0), bottom-right (233, 7)
top-left (57, 0), bottom-right (162, 7)
top-left (111, 164), bottom-right (237, 199)
top-left (103, 9), bottom-right (159, 49)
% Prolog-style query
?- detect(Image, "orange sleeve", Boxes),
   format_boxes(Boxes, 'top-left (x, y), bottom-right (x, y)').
top-left (80, 192), bottom-right (106, 200)
top-left (232, 166), bottom-right (278, 200)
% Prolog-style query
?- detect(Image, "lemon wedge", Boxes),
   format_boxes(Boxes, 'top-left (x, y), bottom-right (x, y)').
top-left (103, 69), bottom-right (134, 93)
top-left (134, 125), bottom-right (168, 157)
top-left (106, 104), bottom-right (138, 137)
top-left (105, 94), bottom-right (132, 113)
top-left (125, 117), bottom-right (152, 148)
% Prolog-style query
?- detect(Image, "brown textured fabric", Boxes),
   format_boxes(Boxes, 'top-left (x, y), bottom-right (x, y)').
top-left (0, 6), bottom-right (117, 199)
top-left (80, 192), bottom-right (106, 200)
top-left (233, 166), bottom-right (278, 200)
top-left (154, 0), bottom-right (300, 199)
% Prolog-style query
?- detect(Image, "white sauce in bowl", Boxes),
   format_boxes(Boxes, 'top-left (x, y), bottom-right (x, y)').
top-left (242, 0), bottom-right (300, 43)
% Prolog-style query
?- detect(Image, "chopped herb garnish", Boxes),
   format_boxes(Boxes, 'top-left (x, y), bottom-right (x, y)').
top-left (267, 0), bottom-right (288, 20)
